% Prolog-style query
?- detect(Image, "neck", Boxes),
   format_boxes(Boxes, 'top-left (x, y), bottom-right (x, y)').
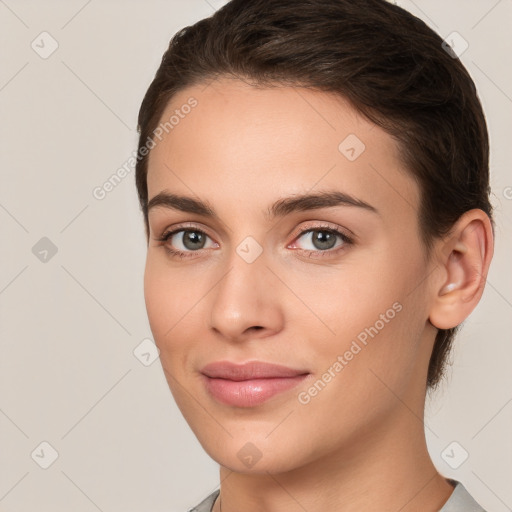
top-left (214, 407), bottom-right (454, 512)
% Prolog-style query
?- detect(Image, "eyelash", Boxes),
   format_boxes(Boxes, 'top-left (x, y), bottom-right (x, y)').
top-left (155, 223), bottom-right (354, 260)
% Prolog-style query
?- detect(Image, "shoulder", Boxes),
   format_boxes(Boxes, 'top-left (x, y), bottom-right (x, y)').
top-left (187, 489), bottom-right (220, 512)
top-left (439, 480), bottom-right (487, 512)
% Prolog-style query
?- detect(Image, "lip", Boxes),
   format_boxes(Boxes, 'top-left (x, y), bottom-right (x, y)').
top-left (201, 361), bottom-right (310, 407)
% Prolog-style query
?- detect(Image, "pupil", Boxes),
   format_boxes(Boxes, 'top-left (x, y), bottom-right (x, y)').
top-left (184, 231), bottom-right (204, 250)
top-left (314, 231), bottom-right (336, 250)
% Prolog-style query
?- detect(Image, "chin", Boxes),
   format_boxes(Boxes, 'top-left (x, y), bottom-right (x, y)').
top-left (211, 450), bottom-right (299, 475)
top-left (194, 429), bottom-right (308, 475)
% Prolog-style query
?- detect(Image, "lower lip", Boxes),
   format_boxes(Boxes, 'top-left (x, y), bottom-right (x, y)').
top-left (202, 374), bottom-right (309, 407)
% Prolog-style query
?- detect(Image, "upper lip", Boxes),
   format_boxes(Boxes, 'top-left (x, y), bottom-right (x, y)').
top-left (201, 361), bottom-right (309, 381)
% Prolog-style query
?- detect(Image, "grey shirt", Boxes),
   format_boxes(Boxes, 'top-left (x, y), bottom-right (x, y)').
top-left (188, 480), bottom-right (486, 511)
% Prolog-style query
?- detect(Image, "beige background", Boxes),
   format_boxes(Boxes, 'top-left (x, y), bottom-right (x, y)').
top-left (0, 1), bottom-right (511, 511)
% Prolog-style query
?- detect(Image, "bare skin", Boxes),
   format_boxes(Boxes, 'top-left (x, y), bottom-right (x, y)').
top-left (143, 77), bottom-right (493, 512)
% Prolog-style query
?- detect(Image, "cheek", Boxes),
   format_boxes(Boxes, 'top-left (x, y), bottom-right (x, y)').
top-left (302, 245), bottom-right (428, 382)
top-left (298, 262), bottom-right (401, 345)
top-left (143, 252), bottom-right (219, 370)
top-left (143, 255), bottom-right (194, 348)
top-left (144, 258), bottom-right (171, 340)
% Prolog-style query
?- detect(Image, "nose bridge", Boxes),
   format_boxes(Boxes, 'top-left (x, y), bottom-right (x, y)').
top-left (209, 238), bottom-right (282, 340)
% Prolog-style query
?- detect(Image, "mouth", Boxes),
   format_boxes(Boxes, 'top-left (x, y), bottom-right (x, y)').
top-left (200, 360), bottom-right (310, 407)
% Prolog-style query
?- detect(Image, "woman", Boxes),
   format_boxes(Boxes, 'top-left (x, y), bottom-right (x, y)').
top-left (135, 0), bottom-right (494, 510)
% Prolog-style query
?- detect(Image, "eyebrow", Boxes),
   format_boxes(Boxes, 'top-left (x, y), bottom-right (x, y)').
top-left (147, 190), bottom-right (379, 220)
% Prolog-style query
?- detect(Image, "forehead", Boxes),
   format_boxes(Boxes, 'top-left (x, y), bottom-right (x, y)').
top-left (146, 77), bottom-right (419, 223)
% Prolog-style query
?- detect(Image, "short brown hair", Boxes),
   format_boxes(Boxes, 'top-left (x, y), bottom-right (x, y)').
top-left (135, 0), bottom-right (493, 389)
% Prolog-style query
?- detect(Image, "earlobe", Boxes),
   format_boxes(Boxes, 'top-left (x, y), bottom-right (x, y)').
top-left (429, 210), bottom-right (494, 330)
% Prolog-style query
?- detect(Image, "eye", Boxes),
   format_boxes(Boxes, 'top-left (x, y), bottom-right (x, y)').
top-left (155, 222), bottom-right (353, 260)
top-left (288, 225), bottom-right (353, 258)
top-left (157, 227), bottom-right (218, 258)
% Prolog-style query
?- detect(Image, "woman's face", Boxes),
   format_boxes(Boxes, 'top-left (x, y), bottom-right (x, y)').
top-left (144, 78), bottom-right (438, 473)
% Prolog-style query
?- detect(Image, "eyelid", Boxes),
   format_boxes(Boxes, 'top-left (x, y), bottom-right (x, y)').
top-left (288, 220), bottom-right (355, 243)
top-left (154, 222), bottom-right (215, 241)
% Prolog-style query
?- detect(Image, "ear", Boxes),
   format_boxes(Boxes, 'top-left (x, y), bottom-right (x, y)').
top-left (429, 209), bottom-right (494, 330)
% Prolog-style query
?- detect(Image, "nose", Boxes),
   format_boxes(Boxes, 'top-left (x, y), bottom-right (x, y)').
top-left (209, 247), bottom-right (284, 342)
